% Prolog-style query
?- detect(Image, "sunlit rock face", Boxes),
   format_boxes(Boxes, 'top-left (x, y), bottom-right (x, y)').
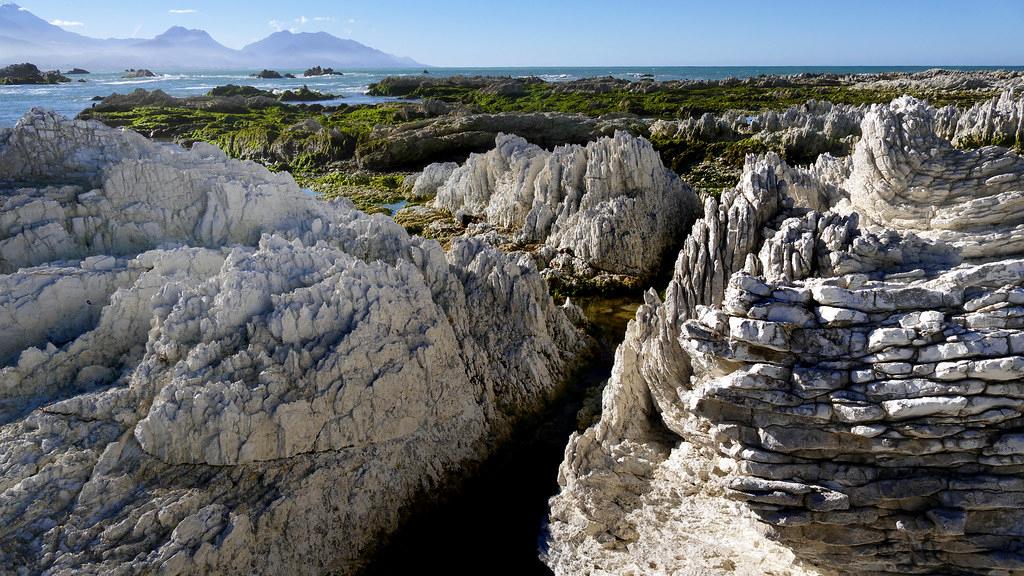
top-left (0, 110), bottom-right (587, 575)
top-left (430, 131), bottom-right (700, 290)
top-left (547, 96), bottom-right (1024, 575)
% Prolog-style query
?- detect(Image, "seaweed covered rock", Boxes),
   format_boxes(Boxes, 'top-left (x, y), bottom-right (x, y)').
top-left (547, 95), bottom-right (1024, 575)
top-left (0, 110), bottom-right (587, 575)
top-left (355, 111), bottom-right (646, 170)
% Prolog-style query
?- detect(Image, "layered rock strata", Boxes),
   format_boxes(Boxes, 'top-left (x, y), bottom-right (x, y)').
top-left (548, 95), bottom-right (1024, 575)
top-left (428, 131), bottom-right (700, 291)
top-left (0, 110), bottom-right (587, 575)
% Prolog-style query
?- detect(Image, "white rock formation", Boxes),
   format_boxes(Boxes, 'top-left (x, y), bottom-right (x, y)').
top-left (432, 131), bottom-right (700, 283)
top-left (547, 96), bottom-right (1024, 575)
top-left (940, 88), bottom-right (1024, 149)
top-left (0, 110), bottom-right (587, 575)
top-left (406, 161), bottom-right (458, 200)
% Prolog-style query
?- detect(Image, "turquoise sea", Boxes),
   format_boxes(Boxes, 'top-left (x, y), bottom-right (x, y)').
top-left (3, 65), bottom-right (1024, 127)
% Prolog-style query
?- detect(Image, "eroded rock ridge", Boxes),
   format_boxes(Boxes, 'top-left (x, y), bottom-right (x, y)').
top-left (548, 95), bottom-right (1024, 575)
top-left (0, 110), bottom-right (587, 575)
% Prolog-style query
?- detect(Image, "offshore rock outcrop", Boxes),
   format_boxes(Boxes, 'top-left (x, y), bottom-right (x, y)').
top-left (429, 131), bottom-right (701, 292)
top-left (0, 110), bottom-right (587, 574)
top-left (0, 63), bottom-right (70, 85)
top-left (547, 95), bottom-right (1024, 575)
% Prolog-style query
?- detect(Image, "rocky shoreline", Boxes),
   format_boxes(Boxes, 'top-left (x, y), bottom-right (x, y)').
top-left (5, 70), bottom-right (1024, 575)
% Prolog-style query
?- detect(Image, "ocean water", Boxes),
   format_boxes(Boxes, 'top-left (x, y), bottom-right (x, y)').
top-left (3, 65), bottom-right (1024, 127)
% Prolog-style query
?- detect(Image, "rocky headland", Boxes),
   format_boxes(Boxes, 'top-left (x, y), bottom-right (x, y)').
top-left (76, 70), bottom-right (1022, 209)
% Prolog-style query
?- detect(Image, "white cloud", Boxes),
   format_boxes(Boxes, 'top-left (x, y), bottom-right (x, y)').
top-left (271, 15), bottom-right (338, 32)
top-left (169, 9), bottom-right (197, 14)
top-left (347, 18), bottom-right (356, 24)
top-left (49, 19), bottom-right (84, 27)
top-left (268, 19), bottom-right (297, 33)
top-left (131, 23), bottom-right (144, 37)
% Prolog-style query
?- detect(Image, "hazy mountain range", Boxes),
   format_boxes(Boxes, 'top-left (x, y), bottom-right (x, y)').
top-left (0, 3), bottom-right (422, 70)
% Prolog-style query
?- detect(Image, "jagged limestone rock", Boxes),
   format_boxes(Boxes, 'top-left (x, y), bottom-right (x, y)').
top-left (0, 110), bottom-right (588, 575)
top-left (942, 88), bottom-right (1024, 149)
top-left (406, 161), bottom-right (458, 200)
top-left (547, 95), bottom-right (1024, 575)
top-left (432, 131), bottom-right (700, 289)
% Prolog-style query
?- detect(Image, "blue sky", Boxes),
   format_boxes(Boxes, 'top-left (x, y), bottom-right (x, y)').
top-left (15, 0), bottom-right (1024, 66)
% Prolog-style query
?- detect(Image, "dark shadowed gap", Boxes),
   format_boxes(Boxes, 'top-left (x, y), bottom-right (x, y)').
top-left (362, 295), bottom-right (641, 576)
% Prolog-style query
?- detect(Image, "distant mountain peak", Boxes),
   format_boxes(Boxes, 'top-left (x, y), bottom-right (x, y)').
top-left (152, 26), bottom-right (215, 40)
top-left (0, 4), bottom-right (423, 69)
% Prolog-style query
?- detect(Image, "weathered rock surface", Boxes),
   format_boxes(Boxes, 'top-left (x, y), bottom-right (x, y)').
top-left (0, 110), bottom-right (588, 575)
top-left (429, 131), bottom-right (700, 289)
top-left (406, 161), bottom-right (458, 200)
top-left (547, 95), bottom-right (1024, 575)
top-left (356, 112), bottom-right (647, 170)
top-left (937, 88), bottom-right (1024, 150)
